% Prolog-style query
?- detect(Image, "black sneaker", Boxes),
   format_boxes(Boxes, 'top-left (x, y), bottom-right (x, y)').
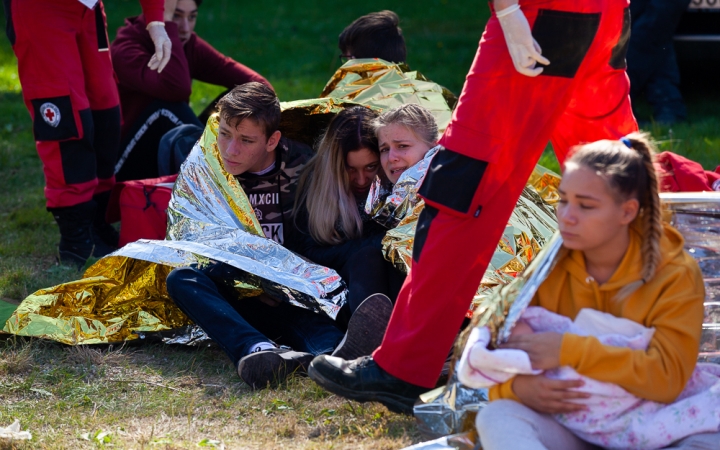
top-left (332, 293), bottom-right (393, 360)
top-left (308, 355), bottom-right (428, 415)
top-left (237, 348), bottom-right (314, 390)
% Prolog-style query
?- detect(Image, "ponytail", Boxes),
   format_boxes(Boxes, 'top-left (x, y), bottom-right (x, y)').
top-left (615, 132), bottom-right (663, 299)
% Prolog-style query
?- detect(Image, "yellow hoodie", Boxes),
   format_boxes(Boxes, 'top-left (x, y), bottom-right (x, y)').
top-left (490, 222), bottom-right (706, 404)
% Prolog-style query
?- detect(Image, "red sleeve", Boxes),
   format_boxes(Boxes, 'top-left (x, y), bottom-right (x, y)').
top-left (139, 0), bottom-right (164, 23)
top-left (111, 20), bottom-right (192, 102)
top-left (186, 36), bottom-right (273, 91)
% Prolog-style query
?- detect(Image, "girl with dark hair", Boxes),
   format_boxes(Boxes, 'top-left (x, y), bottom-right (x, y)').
top-left (473, 133), bottom-right (717, 449)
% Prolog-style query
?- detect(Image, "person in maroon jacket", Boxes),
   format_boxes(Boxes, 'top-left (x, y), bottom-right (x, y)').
top-left (111, 0), bottom-right (271, 181)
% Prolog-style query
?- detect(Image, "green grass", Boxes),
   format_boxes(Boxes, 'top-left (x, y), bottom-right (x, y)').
top-left (1, 1), bottom-right (719, 447)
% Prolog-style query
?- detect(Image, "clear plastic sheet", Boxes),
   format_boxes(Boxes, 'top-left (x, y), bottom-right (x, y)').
top-left (662, 192), bottom-right (720, 364)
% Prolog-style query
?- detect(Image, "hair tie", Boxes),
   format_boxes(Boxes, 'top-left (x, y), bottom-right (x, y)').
top-left (620, 137), bottom-right (632, 149)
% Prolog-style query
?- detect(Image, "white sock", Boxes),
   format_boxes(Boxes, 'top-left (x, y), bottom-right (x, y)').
top-left (249, 342), bottom-right (276, 354)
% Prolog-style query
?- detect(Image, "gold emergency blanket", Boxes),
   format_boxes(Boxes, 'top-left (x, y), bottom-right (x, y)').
top-left (381, 165), bottom-right (561, 314)
top-left (321, 59), bottom-right (456, 133)
top-left (3, 116), bottom-right (347, 345)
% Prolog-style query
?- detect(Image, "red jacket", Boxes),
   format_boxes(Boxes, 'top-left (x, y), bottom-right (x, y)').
top-left (111, 15), bottom-right (272, 137)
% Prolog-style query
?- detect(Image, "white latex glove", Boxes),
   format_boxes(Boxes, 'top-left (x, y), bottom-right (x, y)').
top-left (146, 22), bottom-right (172, 73)
top-left (496, 4), bottom-right (550, 77)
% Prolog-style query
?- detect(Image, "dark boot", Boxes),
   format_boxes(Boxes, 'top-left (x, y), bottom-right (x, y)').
top-left (92, 191), bottom-right (119, 251)
top-left (48, 201), bottom-right (96, 269)
top-left (308, 355), bottom-right (428, 415)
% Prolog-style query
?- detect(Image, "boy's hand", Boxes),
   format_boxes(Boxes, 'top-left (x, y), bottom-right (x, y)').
top-left (500, 331), bottom-right (563, 370)
top-left (513, 374), bottom-right (589, 414)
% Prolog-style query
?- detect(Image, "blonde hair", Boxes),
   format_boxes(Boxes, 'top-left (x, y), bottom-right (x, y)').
top-left (294, 107), bottom-right (379, 245)
top-left (567, 132), bottom-right (663, 299)
top-left (372, 103), bottom-right (438, 147)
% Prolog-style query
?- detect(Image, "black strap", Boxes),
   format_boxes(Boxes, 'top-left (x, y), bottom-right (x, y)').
top-left (94, 3), bottom-right (109, 51)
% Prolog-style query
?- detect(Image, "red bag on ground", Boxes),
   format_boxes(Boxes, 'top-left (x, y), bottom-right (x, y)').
top-left (106, 175), bottom-right (178, 247)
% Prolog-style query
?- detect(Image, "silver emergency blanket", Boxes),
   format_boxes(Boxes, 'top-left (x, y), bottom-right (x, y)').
top-left (401, 432), bottom-right (478, 450)
top-left (365, 145), bottom-right (440, 228)
top-left (117, 115), bottom-right (348, 319)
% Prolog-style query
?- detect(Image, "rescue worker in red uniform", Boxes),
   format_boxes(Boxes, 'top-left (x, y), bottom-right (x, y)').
top-left (308, 0), bottom-right (638, 414)
top-left (3, 0), bottom-right (171, 267)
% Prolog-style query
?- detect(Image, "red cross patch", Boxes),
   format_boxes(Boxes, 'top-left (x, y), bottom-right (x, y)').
top-left (40, 102), bottom-right (61, 128)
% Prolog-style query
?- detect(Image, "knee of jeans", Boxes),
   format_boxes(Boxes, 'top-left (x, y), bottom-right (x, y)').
top-left (166, 267), bottom-right (199, 299)
top-left (475, 400), bottom-right (521, 433)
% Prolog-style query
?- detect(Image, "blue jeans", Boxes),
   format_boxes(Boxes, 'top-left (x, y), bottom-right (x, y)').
top-left (166, 262), bottom-right (343, 366)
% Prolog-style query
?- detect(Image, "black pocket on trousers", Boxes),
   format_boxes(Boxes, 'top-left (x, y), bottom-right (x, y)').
top-left (532, 10), bottom-right (601, 78)
top-left (412, 205), bottom-right (439, 263)
top-left (418, 148), bottom-right (488, 215)
top-left (31, 95), bottom-right (79, 141)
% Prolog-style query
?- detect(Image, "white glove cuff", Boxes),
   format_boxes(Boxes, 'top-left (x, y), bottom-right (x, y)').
top-left (146, 21), bottom-right (166, 30)
top-left (496, 4), bottom-right (521, 18)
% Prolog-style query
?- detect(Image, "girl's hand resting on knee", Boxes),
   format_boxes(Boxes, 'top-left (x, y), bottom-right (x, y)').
top-left (500, 331), bottom-right (563, 370)
top-left (512, 375), bottom-right (590, 414)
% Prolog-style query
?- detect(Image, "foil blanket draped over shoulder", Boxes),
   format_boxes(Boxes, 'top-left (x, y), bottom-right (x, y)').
top-left (365, 145), bottom-right (441, 229)
top-left (412, 192), bottom-right (720, 446)
top-left (321, 58), bottom-right (456, 134)
top-left (3, 115), bottom-right (347, 345)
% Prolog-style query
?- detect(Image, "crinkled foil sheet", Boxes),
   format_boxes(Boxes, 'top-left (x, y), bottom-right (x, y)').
top-left (365, 145), bottom-right (440, 229)
top-left (278, 97), bottom-right (373, 147)
top-left (3, 115), bottom-right (347, 344)
top-left (413, 380), bottom-right (488, 442)
top-left (401, 432), bottom-right (479, 450)
top-left (661, 192), bottom-right (720, 364)
top-left (321, 59), bottom-right (455, 133)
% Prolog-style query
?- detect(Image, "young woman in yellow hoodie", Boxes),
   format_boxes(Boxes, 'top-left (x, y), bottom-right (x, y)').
top-left (474, 133), bottom-right (718, 449)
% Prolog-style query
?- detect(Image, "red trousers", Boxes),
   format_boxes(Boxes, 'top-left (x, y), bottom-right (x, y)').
top-left (7, 0), bottom-right (120, 208)
top-left (373, 0), bottom-right (638, 388)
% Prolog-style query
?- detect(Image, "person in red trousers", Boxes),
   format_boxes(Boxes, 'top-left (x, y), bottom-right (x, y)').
top-left (309, 0), bottom-right (638, 414)
top-left (3, 0), bottom-right (171, 267)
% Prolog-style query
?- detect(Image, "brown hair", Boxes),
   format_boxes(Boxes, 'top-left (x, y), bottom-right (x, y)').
top-left (293, 107), bottom-right (379, 245)
top-left (215, 82), bottom-right (280, 139)
top-left (339, 10), bottom-right (407, 63)
top-left (567, 132), bottom-right (663, 298)
top-left (372, 103), bottom-right (438, 147)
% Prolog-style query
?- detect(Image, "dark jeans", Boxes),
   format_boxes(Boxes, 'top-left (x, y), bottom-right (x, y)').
top-left (166, 262), bottom-right (344, 366)
top-left (627, 0), bottom-right (690, 120)
top-left (338, 246), bottom-right (406, 326)
top-left (115, 100), bottom-right (201, 182)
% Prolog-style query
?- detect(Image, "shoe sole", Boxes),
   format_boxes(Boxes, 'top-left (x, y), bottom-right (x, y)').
top-left (238, 352), bottom-right (313, 390)
top-left (308, 362), bottom-right (414, 415)
top-left (332, 294), bottom-right (393, 360)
